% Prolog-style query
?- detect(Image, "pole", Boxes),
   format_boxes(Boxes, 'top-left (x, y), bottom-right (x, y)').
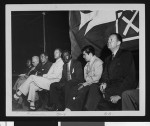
top-left (42, 12), bottom-right (46, 53)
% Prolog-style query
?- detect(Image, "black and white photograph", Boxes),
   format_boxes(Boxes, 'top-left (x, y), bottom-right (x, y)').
top-left (5, 4), bottom-right (145, 116)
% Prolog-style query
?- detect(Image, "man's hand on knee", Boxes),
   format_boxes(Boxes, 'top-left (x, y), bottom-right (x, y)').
top-left (110, 95), bottom-right (121, 103)
top-left (100, 83), bottom-right (107, 93)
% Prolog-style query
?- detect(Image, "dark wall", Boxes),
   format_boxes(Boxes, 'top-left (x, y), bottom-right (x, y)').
top-left (12, 11), bottom-right (70, 74)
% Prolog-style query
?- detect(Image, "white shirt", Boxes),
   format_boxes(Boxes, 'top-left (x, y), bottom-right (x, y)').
top-left (43, 58), bottom-right (64, 80)
top-left (84, 55), bottom-right (103, 86)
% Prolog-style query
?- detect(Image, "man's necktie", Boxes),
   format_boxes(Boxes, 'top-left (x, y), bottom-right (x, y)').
top-left (112, 54), bottom-right (115, 60)
top-left (67, 63), bottom-right (71, 81)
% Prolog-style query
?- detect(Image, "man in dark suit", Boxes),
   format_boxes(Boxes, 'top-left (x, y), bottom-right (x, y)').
top-left (97, 33), bottom-right (137, 110)
top-left (45, 50), bottom-right (84, 111)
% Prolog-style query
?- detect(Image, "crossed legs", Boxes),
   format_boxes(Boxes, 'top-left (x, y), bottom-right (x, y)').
top-left (14, 75), bottom-right (41, 110)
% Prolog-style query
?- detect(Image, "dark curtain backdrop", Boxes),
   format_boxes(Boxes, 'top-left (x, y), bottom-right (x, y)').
top-left (12, 11), bottom-right (70, 74)
top-left (11, 11), bottom-right (138, 82)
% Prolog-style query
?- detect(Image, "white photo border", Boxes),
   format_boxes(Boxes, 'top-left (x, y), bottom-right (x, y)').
top-left (6, 4), bottom-right (145, 116)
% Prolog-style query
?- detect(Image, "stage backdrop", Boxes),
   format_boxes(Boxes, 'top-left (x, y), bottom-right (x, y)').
top-left (69, 10), bottom-right (139, 59)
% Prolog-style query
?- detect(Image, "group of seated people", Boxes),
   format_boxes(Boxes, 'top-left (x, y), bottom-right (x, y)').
top-left (13, 33), bottom-right (139, 111)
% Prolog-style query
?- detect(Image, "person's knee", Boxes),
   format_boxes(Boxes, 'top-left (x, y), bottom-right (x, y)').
top-left (30, 82), bottom-right (35, 86)
top-left (122, 90), bottom-right (133, 98)
top-left (65, 83), bottom-right (70, 90)
top-left (50, 83), bottom-right (54, 88)
top-left (89, 83), bottom-right (99, 93)
top-left (79, 86), bottom-right (89, 95)
top-left (91, 83), bottom-right (99, 89)
top-left (29, 75), bottom-right (34, 78)
top-left (30, 82), bottom-right (38, 90)
top-left (30, 75), bottom-right (37, 80)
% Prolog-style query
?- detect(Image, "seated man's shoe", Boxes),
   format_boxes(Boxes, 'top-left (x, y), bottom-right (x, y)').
top-left (28, 106), bottom-right (37, 111)
top-left (64, 108), bottom-right (71, 111)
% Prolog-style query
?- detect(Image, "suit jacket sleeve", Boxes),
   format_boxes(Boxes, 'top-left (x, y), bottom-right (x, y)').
top-left (37, 62), bottom-right (53, 76)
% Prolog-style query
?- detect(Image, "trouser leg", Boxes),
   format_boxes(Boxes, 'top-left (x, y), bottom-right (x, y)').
top-left (65, 83), bottom-right (72, 106)
top-left (49, 82), bottom-right (61, 106)
top-left (66, 85), bottom-right (90, 111)
top-left (122, 89), bottom-right (139, 110)
top-left (85, 83), bottom-right (101, 111)
top-left (27, 82), bottom-right (40, 102)
top-left (18, 75), bottom-right (35, 96)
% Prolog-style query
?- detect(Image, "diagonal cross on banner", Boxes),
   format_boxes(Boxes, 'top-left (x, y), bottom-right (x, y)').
top-left (122, 10), bottom-right (139, 36)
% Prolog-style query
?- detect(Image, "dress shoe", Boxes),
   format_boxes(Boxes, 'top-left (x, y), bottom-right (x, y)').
top-left (28, 106), bottom-right (37, 111)
top-left (64, 108), bottom-right (71, 111)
